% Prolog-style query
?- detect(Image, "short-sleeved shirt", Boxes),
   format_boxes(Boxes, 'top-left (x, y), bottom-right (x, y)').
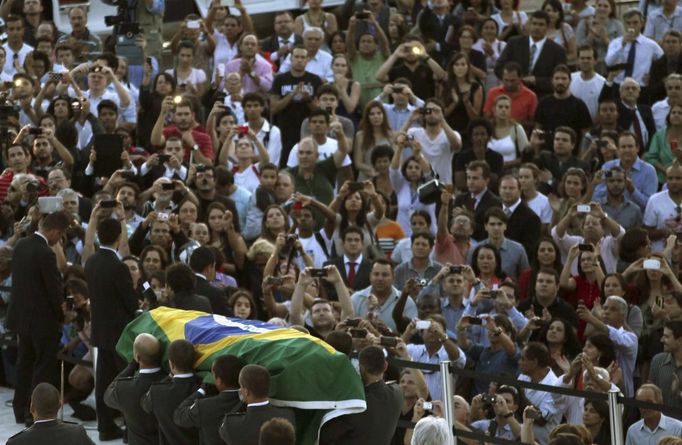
top-left (648, 352), bottom-right (682, 408)
top-left (161, 125), bottom-right (214, 162)
top-left (270, 71), bottom-right (323, 147)
top-left (351, 286), bottom-right (417, 332)
top-left (643, 190), bottom-right (682, 252)
top-left (287, 156), bottom-right (337, 205)
top-left (483, 84), bottom-right (538, 123)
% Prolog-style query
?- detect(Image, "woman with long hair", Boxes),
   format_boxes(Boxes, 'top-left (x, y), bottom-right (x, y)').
top-left (645, 103), bottom-right (682, 185)
top-left (138, 71), bottom-right (176, 147)
top-left (330, 54), bottom-right (361, 122)
top-left (492, 0), bottom-right (528, 41)
top-left (551, 168), bottom-right (589, 234)
top-left (539, 318), bottom-right (582, 376)
top-left (489, 95), bottom-right (528, 170)
top-left (140, 245), bottom-right (168, 281)
top-left (207, 108), bottom-right (237, 157)
top-left (229, 290), bottom-right (257, 320)
top-left (328, 31), bottom-right (347, 55)
top-left (176, 198), bottom-right (199, 237)
top-left (517, 237), bottom-right (563, 300)
top-left (394, 368), bottom-right (429, 445)
top-left (583, 401), bottom-right (611, 445)
top-left (205, 201), bottom-right (247, 275)
top-left (542, 0), bottom-right (577, 65)
top-left (443, 52), bottom-right (483, 139)
top-left (354, 100), bottom-right (394, 180)
top-left (390, 136), bottom-right (436, 236)
top-left (258, 204), bottom-right (290, 244)
top-left (470, 244), bottom-right (506, 290)
top-left (575, 0), bottom-right (624, 74)
top-left (472, 18), bottom-right (507, 91)
top-left (559, 244), bottom-right (604, 311)
top-left (387, 13), bottom-right (408, 51)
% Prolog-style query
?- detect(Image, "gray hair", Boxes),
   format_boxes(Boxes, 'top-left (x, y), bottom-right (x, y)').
top-left (302, 27), bottom-right (324, 38)
top-left (666, 73), bottom-right (682, 85)
top-left (411, 416), bottom-right (450, 445)
top-left (606, 295), bottom-right (628, 315)
top-left (57, 187), bottom-right (78, 202)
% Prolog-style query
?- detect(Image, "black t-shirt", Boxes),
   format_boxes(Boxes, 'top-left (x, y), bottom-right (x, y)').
top-left (453, 147), bottom-right (504, 178)
top-left (534, 95), bottom-right (592, 150)
top-left (270, 71), bottom-right (323, 152)
top-left (388, 61), bottom-right (436, 102)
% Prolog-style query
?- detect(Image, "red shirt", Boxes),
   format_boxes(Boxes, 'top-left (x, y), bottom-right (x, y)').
top-left (483, 84), bottom-right (538, 123)
top-left (162, 125), bottom-right (214, 163)
top-left (0, 169), bottom-right (48, 203)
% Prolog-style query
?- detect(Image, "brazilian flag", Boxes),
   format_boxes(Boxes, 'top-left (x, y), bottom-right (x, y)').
top-left (116, 307), bottom-right (366, 444)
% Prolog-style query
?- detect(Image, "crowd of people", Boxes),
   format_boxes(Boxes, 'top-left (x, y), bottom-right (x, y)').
top-left (1, 0), bottom-right (682, 443)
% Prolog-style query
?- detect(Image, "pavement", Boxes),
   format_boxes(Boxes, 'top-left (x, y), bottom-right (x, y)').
top-left (0, 387), bottom-right (124, 444)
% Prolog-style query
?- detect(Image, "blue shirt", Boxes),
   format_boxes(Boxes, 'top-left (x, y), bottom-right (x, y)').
top-left (467, 238), bottom-right (529, 280)
top-left (593, 158), bottom-right (658, 211)
top-left (625, 415), bottom-right (682, 445)
top-left (351, 286), bottom-right (417, 332)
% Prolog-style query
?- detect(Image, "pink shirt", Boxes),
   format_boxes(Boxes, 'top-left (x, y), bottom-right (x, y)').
top-left (224, 58), bottom-right (274, 94)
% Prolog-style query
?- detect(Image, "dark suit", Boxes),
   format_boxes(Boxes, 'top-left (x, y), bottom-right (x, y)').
top-left (104, 364), bottom-right (166, 445)
top-left (259, 34), bottom-right (302, 68)
top-left (219, 402), bottom-right (296, 445)
top-left (504, 202), bottom-right (541, 257)
top-left (648, 53), bottom-right (682, 103)
top-left (142, 375), bottom-right (201, 445)
top-left (85, 247), bottom-right (139, 434)
top-left (453, 190), bottom-right (502, 242)
top-left (172, 290), bottom-right (212, 313)
top-left (195, 275), bottom-right (231, 316)
top-left (323, 257), bottom-right (371, 292)
top-left (7, 419), bottom-right (95, 445)
top-left (320, 381), bottom-right (403, 445)
top-left (495, 36), bottom-right (567, 97)
top-left (599, 82), bottom-right (656, 151)
top-left (7, 234), bottom-right (63, 422)
top-left (174, 389), bottom-right (242, 445)
top-left (417, 7), bottom-right (461, 65)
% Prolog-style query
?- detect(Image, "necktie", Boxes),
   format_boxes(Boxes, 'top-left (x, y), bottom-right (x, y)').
top-left (347, 262), bottom-right (357, 288)
top-left (529, 43), bottom-right (538, 73)
top-left (625, 40), bottom-right (637, 78)
top-left (504, 207), bottom-right (512, 217)
top-left (631, 108), bottom-right (645, 151)
top-left (467, 194), bottom-right (476, 210)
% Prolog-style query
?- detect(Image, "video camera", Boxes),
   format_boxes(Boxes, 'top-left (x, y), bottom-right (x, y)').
top-left (104, 0), bottom-right (144, 65)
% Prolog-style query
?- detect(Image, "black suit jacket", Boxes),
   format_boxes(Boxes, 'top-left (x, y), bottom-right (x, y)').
top-left (85, 248), bottom-right (139, 349)
top-left (505, 202), bottom-right (541, 257)
top-left (599, 82), bottom-right (656, 151)
top-left (174, 389), bottom-right (242, 445)
top-left (259, 34), bottom-right (302, 67)
top-left (324, 257), bottom-right (371, 292)
top-left (320, 381), bottom-right (403, 445)
top-left (195, 275), bottom-right (231, 316)
top-left (142, 375), bottom-right (201, 445)
top-left (7, 234), bottom-right (63, 336)
top-left (219, 402), bottom-right (296, 445)
top-left (453, 190), bottom-right (502, 241)
top-left (495, 36), bottom-right (567, 97)
top-left (7, 419), bottom-right (95, 445)
top-left (649, 53), bottom-right (682, 103)
top-left (104, 364), bottom-right (166, 445)
top-left (172, 290), bottom-right (212, 313)
top-left (417, 7), bottom-right (461, 64)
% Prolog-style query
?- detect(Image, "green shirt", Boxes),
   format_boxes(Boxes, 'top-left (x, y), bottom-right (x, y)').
top-left (288, 156), bottom-right (337, 206)
top-left (351, 52), bottom-right (386, 109)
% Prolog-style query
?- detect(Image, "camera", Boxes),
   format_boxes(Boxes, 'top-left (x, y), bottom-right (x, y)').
top-left (349, 328), bottom-right (367, 338)
top-left (284, 234), bottom-right (298, 249)
top-left (380, 336), bottom-right (398, 347)
top-left (482, 393), bottom-right (497, 404)
top-left (417, 279), bottom-right (428, 287)
top-left (28, 127), bottom-right (43, 135)
top-left (266, 276), bottom-right (283, 285)
top-left (345, 318), bottom-right (361, 327)
top-left (195, 164), bottom-right (207, 173)
top-left (161, 182), bottom-right (174, 191)
top-left (449, 265), bottom-right (463, 274)
top-left (310, 268), bottom-right (327, 278)
top-left (578, 243), bottom-right (593, 252)
top-left (422, 401), bottom-right (433, 411)
top-left (354, 11), bottom-right (370, 19)
top-left (236, 125), bottom-right (249, 136)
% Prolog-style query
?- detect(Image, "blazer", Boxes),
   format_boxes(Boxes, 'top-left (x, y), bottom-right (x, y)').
top-left (7, 419), bottom-right (95, 445)
top-left (172, 290), bottom-right (212, 313)
top-left (599, 82), bottom-right (657, 151)
top-left (219, 402), bottom-right (297, 445)
top-left (495, 36), bottom-right (567, 97)
top-left (505, 202), bottom-right (542, 257)
top-left (260, 34), bottom-right (302, 58)
top-left (320, 381), bottom-right (403, 445)
top-left (324, 257), bottom-right (371, 292)
top-left (417, 7), bottom-right (461, 64)
top-left (195, 275), bottom-right (231, 316)
top-left (453, 190), bottom-right (502, 242)
top-left (649, 53), bottom-right (682, 103)
top-left (85, 248), bottom-right (138, 350)
top-left (174, 389), bottom-right (242, 445)
top-left (142, 375), bottom-right (201, 445)
top-left (6, 234), bottom-right (63, 337)
top-left (104, 364), bottom-right (167, 445)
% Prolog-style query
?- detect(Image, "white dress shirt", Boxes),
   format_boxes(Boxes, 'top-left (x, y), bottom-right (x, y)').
top-left (605, 34), bottom-right (663, 85)
top-left (279, 50), bottom-right (334, 82)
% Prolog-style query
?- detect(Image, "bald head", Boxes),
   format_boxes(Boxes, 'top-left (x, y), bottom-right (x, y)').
top-left (134, 333), bottom-right (162, 368)
top-left (30, 383), bottom-right (61, 419)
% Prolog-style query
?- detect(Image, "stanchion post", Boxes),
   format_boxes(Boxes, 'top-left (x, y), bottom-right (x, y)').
top-left (440, 361), bottom-right (456, 445)
top-left (608, 389), bottom-right (623, 445)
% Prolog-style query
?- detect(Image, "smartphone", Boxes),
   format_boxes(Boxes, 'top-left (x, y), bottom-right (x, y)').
top-left (468, 317), bottom-right (483, 325)
top-left (379, 336), bottom-right (398, 347)
top-left (527, 410), bottom-right (541, 420)
top-left (415, 320), bottom-right (431, 330)
top-left (158, 154), bottom-right (171, 163)
top-left (37, 196), bottom-right (63, 214)
top-left (643, 259), bottom-right (661, 270)
top-left (157, 212), bottom-right (169, 222)
top-left (187, 20), bottom-right (200, 29)
top-left (161, 182), bottom-right (174, 191)
top-left (578, 243), bottom-right (593, 252)
top-left (577, 205), bottom-right (591, 213)
top-left (100, 200), bottom-right (117, 209)
top-left (422, 401), bottom-right (433, 411)
top-left (347, 181), bottom-right (363, 192)
top-left (217, 63), bottom-right (225, 73)
top-left (220, 0), bottom-right (235, 6)
top-left (266, 276), bottom-right (283, 286)
top-left (345, 318), bottom-right (361, 327)
top-left (355, 11), bottom-right (369, 19)
top-left (48, 72), bottom-right (63, 82)
top-left (310, 268), bottom-right (327, 278)
top-left (28, 127), bottom-right (43, 135)
top-left (349, 328), bottom-right (367, 338)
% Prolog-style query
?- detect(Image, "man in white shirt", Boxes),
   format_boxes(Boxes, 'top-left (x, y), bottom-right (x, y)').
top-left (652, 73), bottom-right (682, 128)
top-left (570, 46), bottom-right (606, 122)
top-left (517, 342), bottom-right (561, 445)
top-left (287, 109), bottom-right (351, 167)
top-left (242, 92), bottom-right (282, 166)
top-left (279, 27), bottom-right (333, 82)
top-left (2, 15), bottom-right (33, 77)
top-left (401, 99), bottom-right (461, 184)
top-left (606, 9), bottom-right (663, 86)
top-left (644, 162), bottom-right (682, 251)
top-left (645, 0), bottom-right (682, 41)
